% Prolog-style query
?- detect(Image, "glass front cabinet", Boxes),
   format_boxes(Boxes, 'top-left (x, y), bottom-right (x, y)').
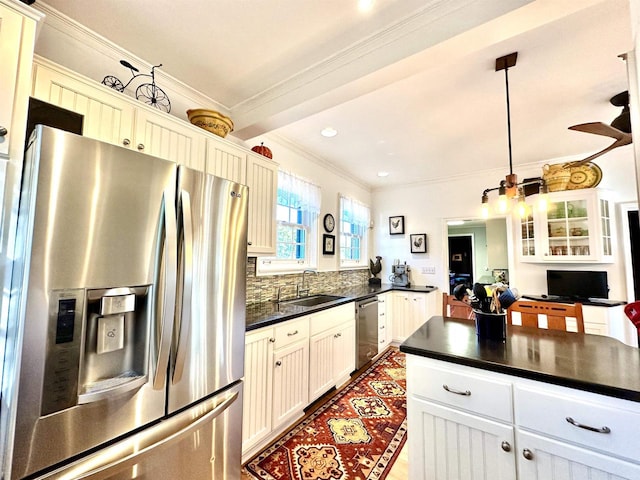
top-left (517, 189), bottom-right (614, 263)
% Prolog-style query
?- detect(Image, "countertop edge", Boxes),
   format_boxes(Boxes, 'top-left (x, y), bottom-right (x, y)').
top-left (399, 344), bottom-right (640, 403)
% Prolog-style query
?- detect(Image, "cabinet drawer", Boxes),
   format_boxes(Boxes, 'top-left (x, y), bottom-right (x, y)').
top-left (309, 303), bottom-right (354, 336)
top-left (515, 384), bottom-right (640, 462)
top-left (273, 317), bottom-right (309, 350)
top-left (407, 358), bottom-right (512, 422)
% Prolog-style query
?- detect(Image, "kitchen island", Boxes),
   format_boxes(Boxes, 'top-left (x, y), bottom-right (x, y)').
top-left (399, 316), bottom-right (640, 479)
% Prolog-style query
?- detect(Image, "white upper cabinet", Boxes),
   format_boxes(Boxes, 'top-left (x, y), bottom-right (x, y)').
top-left (32, 58), bottom-right (206, 167)
top-left (205, 138), bottom-right (247, 184)
top-left (32, 58), bottom-right (136, 148)
top-left (517, 189), bottom-right (615, 263)
top-left (0, 1), bottom-right (41, 158)
top-left (246, 152), bottom-right (278, 255)
top-left (31, 57), bottom-right (278, 255)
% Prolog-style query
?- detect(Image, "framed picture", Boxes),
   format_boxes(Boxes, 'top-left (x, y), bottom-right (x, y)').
top-left (389, 215), bottom-right (405, 235)
top-left (452, 253), bottom-right (463, 262)
top-left (322, 234), bottom-right (335, 255)
top-left (410, 233), bottom-right (427, 253)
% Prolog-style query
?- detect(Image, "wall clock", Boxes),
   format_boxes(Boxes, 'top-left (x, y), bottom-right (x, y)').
top-left (323, 213), bottom-right (335, 232)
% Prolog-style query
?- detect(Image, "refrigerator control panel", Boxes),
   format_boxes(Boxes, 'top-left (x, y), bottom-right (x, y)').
top-left (42, 289), bottom-right (84, 416)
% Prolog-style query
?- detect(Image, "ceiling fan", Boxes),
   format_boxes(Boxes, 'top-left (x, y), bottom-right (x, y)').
top-left (564, 91), bottom-right (632, 167)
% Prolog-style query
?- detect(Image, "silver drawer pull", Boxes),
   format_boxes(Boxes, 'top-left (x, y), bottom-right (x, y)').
top-left (287, 330), bottom-right (299, 337)
top-left (565, 417), bottom-right (611, 434)
top-left (442, 384), bottom-right (471, 396)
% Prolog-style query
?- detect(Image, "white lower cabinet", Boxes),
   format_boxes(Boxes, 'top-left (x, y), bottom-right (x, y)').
top-left (242, 316), bottom-right (309, 461)
top-left (308, 303), bottom-right (355, 402)
top-left (516, 430), bottom-right (640, 480)
top-left (271, 336), bottom-right (309, 430)
top-left (242, 302), bottom-right (354, 462)
top-left (406, 354), bottom-right (640, 480)
top-left (392, 290), bottom-right (438, 342)
top-left (409, 397), bottom-right (516, 480)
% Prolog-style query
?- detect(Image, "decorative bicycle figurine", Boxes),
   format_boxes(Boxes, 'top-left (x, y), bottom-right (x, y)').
top-left (102, 60), bottom-right (171, 113)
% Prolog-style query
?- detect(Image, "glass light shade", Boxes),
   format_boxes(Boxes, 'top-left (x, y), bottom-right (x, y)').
top-left (537, 192), bottom-right (548, 212)
top-left (481, 203), bottom-right (490, 218)
top-left (516, 199), bottom-right (528, 218)
top-left (497, 194), bottom-right (509, 214)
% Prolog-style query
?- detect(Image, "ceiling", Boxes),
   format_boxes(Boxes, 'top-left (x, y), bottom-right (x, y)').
top-left (36, 0), bottom-right (633, 190)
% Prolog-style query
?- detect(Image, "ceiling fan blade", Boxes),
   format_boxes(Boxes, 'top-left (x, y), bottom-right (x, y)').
top-left (563, 133), bottom-right (632, 167)
top-left (568, 122), bottom-right (628, 140)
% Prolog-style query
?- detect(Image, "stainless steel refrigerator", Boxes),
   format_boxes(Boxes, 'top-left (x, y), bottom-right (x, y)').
top-left (3, 126), bottom-right (247, 479)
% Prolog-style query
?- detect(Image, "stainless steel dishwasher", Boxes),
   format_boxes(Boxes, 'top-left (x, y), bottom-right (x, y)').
top-left (356, 295), bottom-right (378, 369)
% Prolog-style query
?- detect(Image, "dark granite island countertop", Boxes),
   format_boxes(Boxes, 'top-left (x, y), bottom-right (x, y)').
top-left (400, 316), bottom-right (640, 402)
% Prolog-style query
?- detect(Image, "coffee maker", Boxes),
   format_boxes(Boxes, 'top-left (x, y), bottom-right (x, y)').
top-left (390, 262), bottom-right (411, 287)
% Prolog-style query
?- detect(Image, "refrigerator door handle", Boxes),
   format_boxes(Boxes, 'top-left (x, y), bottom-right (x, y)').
top-left (153, 188), bottom-right (178, 390)
top-left (173, 189), bottom-right (194, 384)
top-left (36, 389), bottom-right (240, 480)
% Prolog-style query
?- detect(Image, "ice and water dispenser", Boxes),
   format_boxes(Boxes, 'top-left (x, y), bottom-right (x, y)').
top-left (42, 286), bottom-right (151, 415)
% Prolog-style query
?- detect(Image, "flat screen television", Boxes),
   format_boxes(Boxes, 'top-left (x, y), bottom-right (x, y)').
top-left (546, 270), bottom-right (609, 300)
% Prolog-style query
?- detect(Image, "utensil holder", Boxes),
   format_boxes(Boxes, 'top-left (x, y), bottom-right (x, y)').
top-left (474, 310), bottom-right (506, 341)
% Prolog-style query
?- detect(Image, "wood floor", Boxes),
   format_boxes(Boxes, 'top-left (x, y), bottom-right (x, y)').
top-left (386, 443), bottom-right (409, 479)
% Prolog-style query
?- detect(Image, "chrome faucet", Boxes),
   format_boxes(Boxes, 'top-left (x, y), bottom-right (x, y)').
top-left (272, 285), bottom-right (283, 303)
top-left (297, 269), bottom-right (317, 297)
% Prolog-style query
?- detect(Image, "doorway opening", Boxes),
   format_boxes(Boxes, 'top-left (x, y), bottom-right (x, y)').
top-left (448, 235), bottom-right (473, 294)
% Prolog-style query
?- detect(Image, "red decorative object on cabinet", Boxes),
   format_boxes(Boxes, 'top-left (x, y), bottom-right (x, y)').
top-left (251, 142), bottom-right (273, 159)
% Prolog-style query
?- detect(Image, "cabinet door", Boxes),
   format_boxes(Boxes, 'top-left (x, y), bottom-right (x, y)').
top-left (408, 396), bottom-right (516, 480)
top-left (308, 329), bottom-right (336, 402)
top-left (409, 293), bottom-right (427, 335)
top-left (205, 137), bottom-right (247, 183)
top-left (242, 328), bottom-right (274, 453)
top-left (32, 60), bottom-right (135, 147)
top-left (246, 152), bottom-right (277, 255)
top-left (0, 3), bottom-right (25, 157)
top-left (272, 340), bottom-right (309, 430)
top-left (517, 430), bottom-right (640, 480)
top-left (520, 189), bottom-right (615, 264)
top-left (333, 320), bottom-right (355, 383)
top-left (392, 292), bottom-right (410, 341)
top-left (134, 109), bottom-right (206, 168)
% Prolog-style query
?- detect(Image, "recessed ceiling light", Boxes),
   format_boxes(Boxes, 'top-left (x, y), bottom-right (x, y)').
top-left (377, 171), bottom-right (389, 177)
top-left (358, 0), bottom-right (374, 12)
top-left (321, 127), bottom-right (337, 137)
top-left (447, 220), bottom-right (465, 226)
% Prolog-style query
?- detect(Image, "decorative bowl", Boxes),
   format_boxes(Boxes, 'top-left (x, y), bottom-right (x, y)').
top-left (186, 109), bottom-right (234, 138)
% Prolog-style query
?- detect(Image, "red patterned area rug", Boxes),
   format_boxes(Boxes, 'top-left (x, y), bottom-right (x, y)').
top-left (242, 347), bottom-right (407, 480)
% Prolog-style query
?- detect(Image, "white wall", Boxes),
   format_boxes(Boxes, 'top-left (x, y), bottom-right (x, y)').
top-left (373, 151), bottom-right (638, 300)
top-left (249, 134), bottom-right (372, 273)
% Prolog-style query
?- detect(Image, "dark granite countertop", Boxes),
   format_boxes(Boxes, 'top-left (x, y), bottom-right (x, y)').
top-left (400, 316), bottom-right (640, 402)
top-left (520, 294), bottom-right (626, 307)
top-left (246, 283), bottom-right (438, 331)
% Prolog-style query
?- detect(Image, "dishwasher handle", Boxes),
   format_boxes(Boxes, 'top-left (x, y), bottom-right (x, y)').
top-left (358, 297), bottom-right (378, 309)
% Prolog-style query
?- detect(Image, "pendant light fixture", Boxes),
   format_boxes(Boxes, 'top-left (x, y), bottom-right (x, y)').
top-left (481, 52), bottom-right (547, 218)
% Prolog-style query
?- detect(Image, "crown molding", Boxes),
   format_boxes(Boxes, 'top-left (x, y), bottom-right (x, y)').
top-left (265, 132), bottom-right (372, 192)
top-left (32, 2), bottom-right (229, 117)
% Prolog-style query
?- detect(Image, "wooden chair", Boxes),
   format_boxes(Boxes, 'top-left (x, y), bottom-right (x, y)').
top-left (506, 300), bottom-right (585, 333)
top-left (442, 292), bottom-right (474, 320)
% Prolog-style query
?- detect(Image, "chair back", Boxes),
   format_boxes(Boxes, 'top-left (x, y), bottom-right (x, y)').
top-left (506, 300), bottom-right (584, 332)
top-left (442, 292), bottom-right (473, 320)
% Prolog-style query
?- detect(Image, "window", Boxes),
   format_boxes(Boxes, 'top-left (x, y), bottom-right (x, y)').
top-left (258, 170), bottom-right (321, 273)
top-left (339, 194), bottom-right (370, 267)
